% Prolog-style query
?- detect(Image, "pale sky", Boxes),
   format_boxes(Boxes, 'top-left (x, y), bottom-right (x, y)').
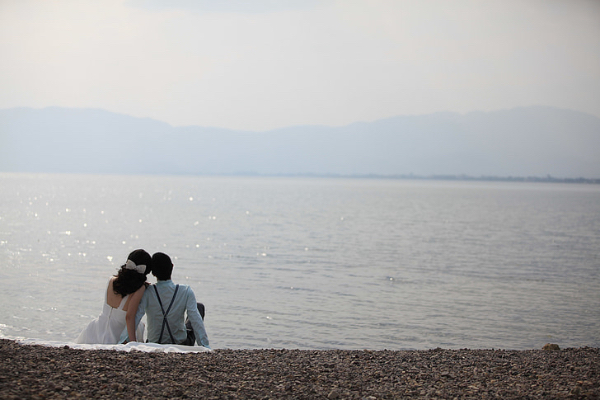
top-left (1, 0), bottom-right (599, 131)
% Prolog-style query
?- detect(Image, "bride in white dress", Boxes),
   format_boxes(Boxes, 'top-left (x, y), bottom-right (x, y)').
top-left (75, 249), bottom-right (151, 344)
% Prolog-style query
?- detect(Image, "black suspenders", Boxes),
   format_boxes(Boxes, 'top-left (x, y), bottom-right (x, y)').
top-left (154, 284), bottom-right (179, 344)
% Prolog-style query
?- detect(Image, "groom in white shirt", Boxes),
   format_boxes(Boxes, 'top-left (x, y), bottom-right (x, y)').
top-left (133, 252), bottom-right (210, 348)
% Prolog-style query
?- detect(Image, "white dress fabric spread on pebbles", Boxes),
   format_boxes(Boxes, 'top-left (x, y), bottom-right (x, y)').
top-left (17, 339), bottom-right (211, 353)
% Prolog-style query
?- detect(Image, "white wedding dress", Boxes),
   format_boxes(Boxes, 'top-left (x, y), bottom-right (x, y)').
top-left (75, 279), bottom-right (144, 344)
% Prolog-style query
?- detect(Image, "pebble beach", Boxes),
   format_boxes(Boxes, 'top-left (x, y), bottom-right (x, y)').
top-left (1, 339), bottom-right (598, 399)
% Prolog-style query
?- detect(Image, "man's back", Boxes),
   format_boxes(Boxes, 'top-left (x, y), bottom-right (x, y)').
top-left (136, 279), bottom-right (209, 347)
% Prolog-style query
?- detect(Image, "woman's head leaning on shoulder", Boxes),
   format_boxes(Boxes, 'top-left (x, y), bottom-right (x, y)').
top-left (113, 249), bottom-right (152, 296)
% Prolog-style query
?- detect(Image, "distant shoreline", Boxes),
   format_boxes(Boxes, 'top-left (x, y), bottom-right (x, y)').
top-left (2, 171), bottom-right (600, 184)
top-left (226, 172), bottom-right (600, 185)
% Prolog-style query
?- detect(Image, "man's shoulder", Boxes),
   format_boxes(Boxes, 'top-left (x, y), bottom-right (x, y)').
top-left (146, 281), bottom-right (194, 294)
top-left (141, 283), bottom-right (155, 298)
top-left (174, 283), bottom-right (193, 292)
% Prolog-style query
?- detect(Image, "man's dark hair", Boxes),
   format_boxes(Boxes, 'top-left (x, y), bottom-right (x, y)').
top-left (152, 252), bottom-right (173, 281)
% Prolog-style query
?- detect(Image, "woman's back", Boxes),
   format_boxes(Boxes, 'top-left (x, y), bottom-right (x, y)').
top-left (106, 277), bottom-right (134, 310)
top-left (75, 278), bottom-right (129, 344)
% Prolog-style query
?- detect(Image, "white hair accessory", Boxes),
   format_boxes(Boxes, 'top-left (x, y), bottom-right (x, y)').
top-left (125, 259), bottom-right (146, 274)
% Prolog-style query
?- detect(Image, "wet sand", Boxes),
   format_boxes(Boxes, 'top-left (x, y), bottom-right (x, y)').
top-left (1, 339), bottom-right (598, 399)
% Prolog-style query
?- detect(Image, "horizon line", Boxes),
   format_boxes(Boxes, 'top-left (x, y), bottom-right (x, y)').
top-left (2, 171), bottom-right (599, 184)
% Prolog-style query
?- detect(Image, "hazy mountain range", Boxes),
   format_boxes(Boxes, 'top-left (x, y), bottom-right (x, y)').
top-left (1, 106), bottom-right (599, 178)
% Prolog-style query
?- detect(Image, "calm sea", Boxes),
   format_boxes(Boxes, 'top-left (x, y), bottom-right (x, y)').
top-left (1, 173), bottom-right (599, 350)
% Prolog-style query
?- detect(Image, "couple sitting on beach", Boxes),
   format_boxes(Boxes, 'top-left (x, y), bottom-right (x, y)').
top-left (75, 249), bottom-right (209, 349)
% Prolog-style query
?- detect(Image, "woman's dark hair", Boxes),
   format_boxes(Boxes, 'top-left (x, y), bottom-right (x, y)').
top-left (113, 249), bottom-right (152, 297)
